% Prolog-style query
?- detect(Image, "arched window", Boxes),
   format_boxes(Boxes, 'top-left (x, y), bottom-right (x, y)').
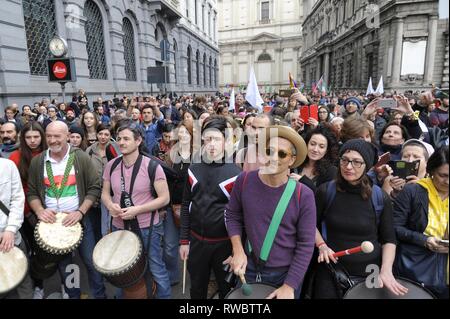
top-left (203, 53), bottom-right (207, 86)
top-left (22, 0), bottom-right (57, 75)
top-left (258, 52), bottom-right (272, 61)
top-left (196, 50), bottom-right (200, 85)
top-left (209, 56), bottom-right (212, 87)
top-left (173, 39), bottom-right (178, 84)
top-left (187, 46), bottom-right (192, 85)
top-left (122, 17), bottom-right (136, 81)
top-left (84, 0), bottom-right (107, 79)
top-left (214, 59), bottom-right (217, 87)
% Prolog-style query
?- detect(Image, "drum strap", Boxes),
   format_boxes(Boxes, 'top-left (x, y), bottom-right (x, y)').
top-left (247, 179), bottom-right (298, 272)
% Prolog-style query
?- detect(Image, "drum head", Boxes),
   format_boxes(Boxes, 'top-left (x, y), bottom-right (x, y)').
top-left (225, 283), bottom-right (277, 299)
top-left (93, 230), bottom-right (142, 275)
top-left (0, 247), bottom-right (28, 295)
top-left (35, 213), bottom-right (83, 253)
top-left (343, 277), bottom-right (435, 299)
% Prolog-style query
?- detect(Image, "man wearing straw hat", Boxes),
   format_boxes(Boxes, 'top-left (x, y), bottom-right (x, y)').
top-left (225, 125), bottom-right (316, 299)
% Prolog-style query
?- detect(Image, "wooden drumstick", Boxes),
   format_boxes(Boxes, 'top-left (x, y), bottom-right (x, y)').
top-left (182, 258), bottom-right (187, 295)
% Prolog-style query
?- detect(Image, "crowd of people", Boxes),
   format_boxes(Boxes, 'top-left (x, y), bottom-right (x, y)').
top-left (0, 86), bottom-right (448, 299)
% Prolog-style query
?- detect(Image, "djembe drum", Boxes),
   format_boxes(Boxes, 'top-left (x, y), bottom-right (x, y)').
top-left (225, 283), bottom-right (277, 299)
top-left (93, 230), bottom-right (148, 299)
top-left (0, 247), bottom-right (29, 298)
top-left (31, 213), bottom-right (83, 280)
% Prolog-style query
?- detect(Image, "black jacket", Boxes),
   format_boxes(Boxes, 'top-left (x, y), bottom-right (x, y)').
top-left (180, 162), bottom-right (241, 243)
top-left (392, 183), bottom-right (448, 296)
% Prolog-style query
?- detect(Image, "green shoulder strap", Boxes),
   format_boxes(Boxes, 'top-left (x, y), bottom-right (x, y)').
top-left (248, 178), bottom-right (297, 262)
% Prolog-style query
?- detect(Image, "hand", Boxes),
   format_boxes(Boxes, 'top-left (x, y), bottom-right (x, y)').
top-left (317, 244), bottom-right (338, 264)
top-left (378, 269), bottom-right (409, 296)
top-left (36, 208), bottom-right (57, 223)
top-left (289, 173), bottom-right (302, 181)
top-left (362, 98), bottom-right (380, 118)
top-left (375, 164), bottom-right (393, 180)
top-left (179, 244), bottom-right (189, 260)
top-left (405, 175), bottom-right (420, 184)
top-left (0, 231), bottom-right (15, 253)
top-left (230, 250), bottom-right (247, 276)
top-left (426, 237), bottom-right (449, 253)
top-left (120, 206), bottom-right (141, 220)
top-left (291, 90), bottom-right (308, 104)
top-left (266, 284), bottom-right (295, 299)
top-left (308, 117), bottom-right (319, 128)
top-left (62, 211), bottom-right (83, 227)
top-left (393, 95), bottom-right (414, 114)
top-left (389, 176), bottom-right (406, 192)
top-left (108, 203), bottom-right (122, 218)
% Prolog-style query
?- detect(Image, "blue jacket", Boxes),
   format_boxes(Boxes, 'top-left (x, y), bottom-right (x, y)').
top-left (141, 114), bottom-right (164, 153)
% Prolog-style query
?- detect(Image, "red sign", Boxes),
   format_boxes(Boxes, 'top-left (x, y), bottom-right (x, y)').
top-left (52, 62), bottom-right (67, 79)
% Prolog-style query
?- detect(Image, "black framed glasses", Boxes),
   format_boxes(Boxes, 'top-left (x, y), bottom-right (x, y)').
top-left (339, 157), bottom-right (365, 168)
top-left (265, 147), bottom-right (294, 159)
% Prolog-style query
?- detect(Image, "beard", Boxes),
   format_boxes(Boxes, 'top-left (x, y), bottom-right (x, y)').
top-left (66, 116), bottom-right (75, 122)
top-left (1, 137), bottom-right (14, 145)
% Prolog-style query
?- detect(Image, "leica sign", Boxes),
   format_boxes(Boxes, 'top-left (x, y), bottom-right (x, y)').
top-left (47, 58), bottom-right (76, 82)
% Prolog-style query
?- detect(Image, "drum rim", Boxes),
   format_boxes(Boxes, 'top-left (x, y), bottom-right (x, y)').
top-left (225, 282), bottom-right (279, 299)
top-left (0, 247), bottom-right (29, 296)
top-left (343, 276), bottom-right (436, 299)
top-left (34, 214), bottom-right (84, 255)
top-left (93, 230), bottom-right (143, 275)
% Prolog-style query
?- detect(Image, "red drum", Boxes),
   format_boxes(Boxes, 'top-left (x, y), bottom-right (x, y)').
top-left (343, 277), bottom-right (435, 299)
top-left (225, 283), bottom-right (277, 299)
top-left (93, 230), bottom-right (148, 298)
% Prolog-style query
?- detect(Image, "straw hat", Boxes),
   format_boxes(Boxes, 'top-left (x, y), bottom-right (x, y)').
top-left (264, 125), bottom-right (307, 168)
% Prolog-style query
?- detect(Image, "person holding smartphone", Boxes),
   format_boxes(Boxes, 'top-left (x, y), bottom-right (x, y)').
top-left (393, 146), bottom-right (449, 299)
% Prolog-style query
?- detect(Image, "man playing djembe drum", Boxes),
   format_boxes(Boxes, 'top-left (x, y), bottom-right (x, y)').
top-left (28, 121), bottom-right (106, 299)
top-left (225, 125), bottom-right (317, 299)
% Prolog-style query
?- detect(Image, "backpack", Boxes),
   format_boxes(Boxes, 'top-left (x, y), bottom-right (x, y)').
top-left (321, 180), bottom-right (384, 241)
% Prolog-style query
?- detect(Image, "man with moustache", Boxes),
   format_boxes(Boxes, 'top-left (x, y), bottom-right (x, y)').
top-left (225, 125), bottom-right (316, 299)
top-left (27, 121), bottom-right (106, 299)
top-left (0, 121), bottom-right (20, 159)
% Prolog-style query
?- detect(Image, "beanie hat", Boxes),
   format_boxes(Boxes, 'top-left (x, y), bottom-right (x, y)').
top-left (69, 125), bottom-right (85, 138)
top-left (344, 97), bottom-right (362, 109)
top-left (339, 139), bottom-right (378, 170)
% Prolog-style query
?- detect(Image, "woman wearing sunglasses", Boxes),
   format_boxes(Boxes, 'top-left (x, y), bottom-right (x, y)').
top-left (313, 139), bottom-right (408, 298)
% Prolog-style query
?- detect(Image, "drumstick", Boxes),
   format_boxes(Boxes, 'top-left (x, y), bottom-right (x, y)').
top-left (332, 241), bottom-right (374, 258)
top-left (239, 273), bottom-right (252, 296)
top-left (182, 258), bottom-right (187, 294)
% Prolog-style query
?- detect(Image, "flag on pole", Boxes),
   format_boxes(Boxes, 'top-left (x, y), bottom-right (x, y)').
top-left (289, 72), bottom-right (298, 89)
top-left (366, 77), bottom-right (375, 96)
top-left (245, 66), bottom-right (264, 112)
top-left (316, 75), bottom-right (327, 94)
top-left (375, 76), bottom-right (384, 95)
top-left (229, 87), bottom-right (235, 111)
top-left (311, 81), bottom-right (317, 94)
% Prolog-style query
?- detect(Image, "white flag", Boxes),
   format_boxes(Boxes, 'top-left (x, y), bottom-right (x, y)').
top-left (245, 66), bottom-right (264, 112)
top-left (366, 77), bottom-right (375, 96)
top-left (229, 87), bottom-right (235, 111)
top-left (375, 76), bottom-right (384, 95)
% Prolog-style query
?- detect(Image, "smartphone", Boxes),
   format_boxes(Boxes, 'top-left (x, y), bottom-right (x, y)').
top-left (438, 239), bottom-right (449, 247)
top-left (388, 160), bottom-right (420, 179)
top-left (378, 98), bottom-right (397, 109)
top-left (309, 104), bottom-right (319, 121)
top-left (374, 152), bottom-right (391, 169)
top-left (300, 105), bottom-right (310, 123)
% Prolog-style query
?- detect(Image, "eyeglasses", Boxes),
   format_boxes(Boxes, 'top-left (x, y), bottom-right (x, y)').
top-left (265, 147), bottom-right (294, 159)
top-left (339, 157), bottom-right (365, 168)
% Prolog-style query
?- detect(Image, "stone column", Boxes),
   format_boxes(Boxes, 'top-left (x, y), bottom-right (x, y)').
top-left (424, 15), bottom-right (438, 85)
top-left (323, 51), bottom-right (330, 85)
top-left (391, 17), bottom-right (404, 85)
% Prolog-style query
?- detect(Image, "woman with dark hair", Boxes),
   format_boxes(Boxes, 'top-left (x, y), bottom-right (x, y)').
top-left (318, 105), bottom-right (333, 124)
top-left (8, 121), bottom-right (47, 298)
top-left (393, 146), bottom-right (449, 299)
top-left (313, 139), bottom-right (407, 298)
top-left (290, 125), bottom-right (339, 190)
top-left (80, 111), bottom-right (99, 146)
top-left (340, 117), bottom-right (375, 144)
top-left (179, 116), bottom-right (241, 299)
top-left (69, 125), bottom-right (89, 151)
top-left (183, 109), bottom-right (198, 127)
top-left (378, 122), bottom-right (410, 160)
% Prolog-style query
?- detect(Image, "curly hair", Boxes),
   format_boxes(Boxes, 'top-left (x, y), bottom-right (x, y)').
top-left (300, 124), bottom-right (339, 177)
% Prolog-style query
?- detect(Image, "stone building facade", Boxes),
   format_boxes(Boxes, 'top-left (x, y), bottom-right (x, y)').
top-left (0, 0), bottom-right (219, 112)
top-left (300, 0), bottom-right (449, 92)
top-left (218, 0), bottom-right (304, 94)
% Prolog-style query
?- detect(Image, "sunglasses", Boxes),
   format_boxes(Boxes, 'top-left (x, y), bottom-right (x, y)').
top-left (265, 147), bottom-right (294, 159)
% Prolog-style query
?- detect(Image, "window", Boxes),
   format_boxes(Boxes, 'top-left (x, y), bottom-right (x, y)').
top-left (84, 0), bottom-right (107, 79)
top-left (208, 11), bottom-right (211, 36)
top-left (122, 18), bottom-right (137, 81)
top-left (196, 50), bottom-right (200, 85)
top-left (173, 40), bottom-right (178, 84)
top-left (214, 59), bottom-right (217, 87)
top-left (261, 1), bottom-right (270, 22)
top-left (203, 53), bottom-right (207, 86)
top-left (22, 0), bottom-right (58, 75)
top-left (185, 0), bottom-right (189, 18)
top-left (258, 53), bottom-right (272, 61)
top-left (202, 5), bottom-right (205, 31)
top-left (195, 0), bottom-right (198, 24)
top-left (187, 46), bottom-right (192, 85)
top-left (209, 56), bottom-right (212, 86)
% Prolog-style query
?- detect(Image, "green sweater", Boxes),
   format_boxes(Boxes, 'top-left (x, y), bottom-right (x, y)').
top-left (27, 147), bottom-right (101, 208)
